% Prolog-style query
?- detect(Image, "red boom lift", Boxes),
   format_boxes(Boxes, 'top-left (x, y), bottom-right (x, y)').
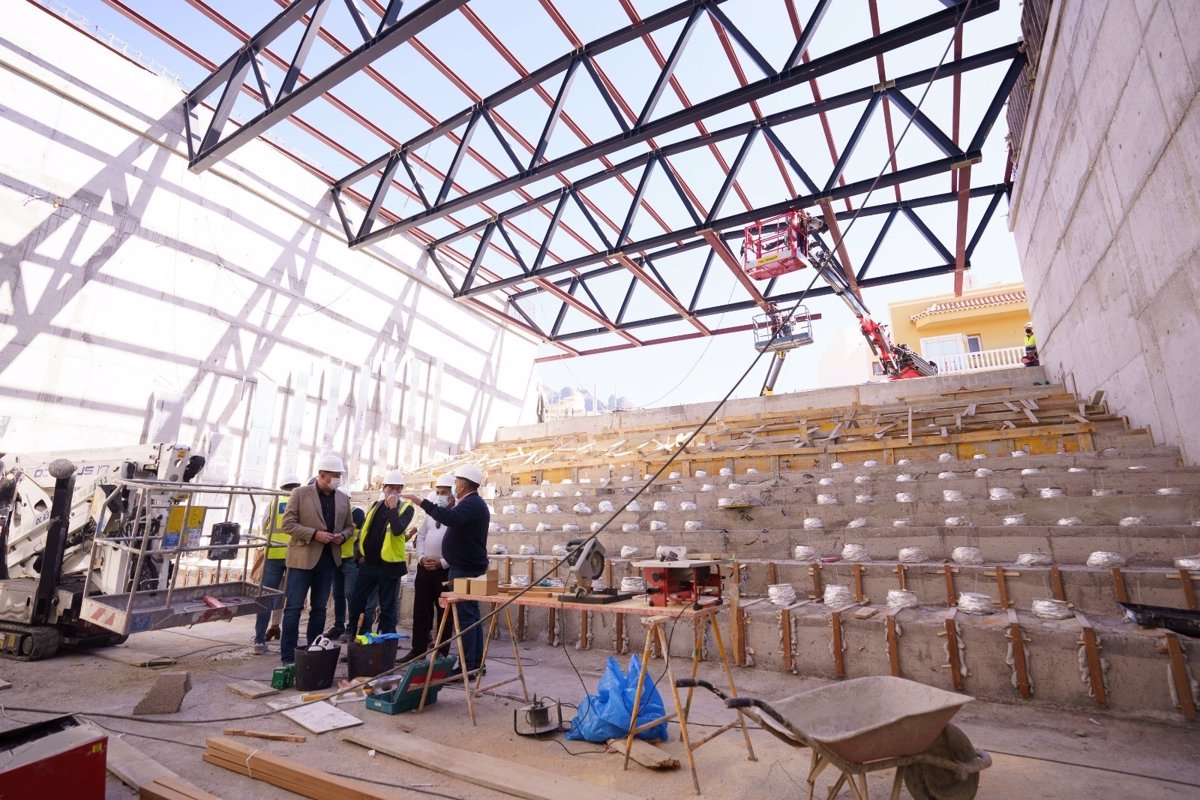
top-left (741, 209), bottom-right (938, 395)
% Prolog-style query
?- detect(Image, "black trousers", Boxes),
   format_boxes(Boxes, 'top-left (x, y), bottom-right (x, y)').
top-left (410, 562), bottom-right (449, 656)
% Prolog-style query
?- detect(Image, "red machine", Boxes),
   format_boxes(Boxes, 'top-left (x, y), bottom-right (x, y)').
top-left (633, 559), bottom-right (723, 608)
top-left (743, 208), bottom-right (938, 394)
top-left (741, 210), bottom-right (822, 279)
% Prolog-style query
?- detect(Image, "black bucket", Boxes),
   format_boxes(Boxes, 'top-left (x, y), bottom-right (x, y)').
top-left (294, 645), bottom-right (340, 691)
top-left (347, 638), bottom-right (399, 679)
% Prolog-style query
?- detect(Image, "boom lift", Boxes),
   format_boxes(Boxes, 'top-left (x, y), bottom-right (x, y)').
top-left (0, 444), bottom-right (284, 660)
top-left (741, 210), bottom-right (938, 395)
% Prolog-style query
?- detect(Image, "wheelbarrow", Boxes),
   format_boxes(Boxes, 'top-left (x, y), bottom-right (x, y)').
top-left (676, 675), bottom-right (990, 800)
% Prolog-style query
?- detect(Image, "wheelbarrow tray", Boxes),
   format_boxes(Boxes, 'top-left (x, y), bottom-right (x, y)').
top-left (768, 676), bottom-right (971, 764)
top-left (1119, 601), bottom-right (1200, 638)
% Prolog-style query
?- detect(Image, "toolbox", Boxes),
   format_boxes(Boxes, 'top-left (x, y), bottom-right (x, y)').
top-left (365, 656), bottom-right (458, 714)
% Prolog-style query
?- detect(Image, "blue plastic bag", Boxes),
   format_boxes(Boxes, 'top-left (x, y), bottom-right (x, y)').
top-left (566, 654), bottom-right (669, 742)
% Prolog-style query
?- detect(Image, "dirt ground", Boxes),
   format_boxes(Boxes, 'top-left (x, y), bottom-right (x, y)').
top-left (1, 616), bottom-right (1198, 799)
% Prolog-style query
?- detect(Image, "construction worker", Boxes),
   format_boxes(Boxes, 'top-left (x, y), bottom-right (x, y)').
top-left (279, 454), bottom-right (352, 666)
top-left (347, 469), bottom-right (415, 639)
top-left (324, 507), bottom-right (378, 642)
top-left (1022, 321), bottom-right (1039, 367)
top-left (251, 474), bottom-right (300, 654)
top-left (401, 473), bottom-right (455, 663)
top-left (404, 464), bottom-right (490, 674)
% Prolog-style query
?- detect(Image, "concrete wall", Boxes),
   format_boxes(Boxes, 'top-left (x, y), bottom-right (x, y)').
top-left (0, 3), bottom-right (539, 487)
top-left (1009, 0), bottom-right (1200, 463)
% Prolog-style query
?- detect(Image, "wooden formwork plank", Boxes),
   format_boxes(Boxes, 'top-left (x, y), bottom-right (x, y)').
top-left (1006, 608), bottom-right (1033, 699)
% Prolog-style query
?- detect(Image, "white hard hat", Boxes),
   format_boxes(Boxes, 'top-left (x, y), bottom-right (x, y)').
top-left (436, 473), bottom-right (455, 488)
top-left (316, 454), bottom-right (345, 473)
top-left (279, 474), bottom-right (302, 490)
top-left (383, 469), bottom-right (406, 486)
top-left (455, 464), bottom-right (484, 485)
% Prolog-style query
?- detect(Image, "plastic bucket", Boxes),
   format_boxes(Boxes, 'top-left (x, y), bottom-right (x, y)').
top-left (294, 645), bottom-right (340, 691)
top-left (347, 638), bottom-right (399, 679)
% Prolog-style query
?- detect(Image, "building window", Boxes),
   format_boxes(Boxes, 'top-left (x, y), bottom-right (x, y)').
top-left (967, 335), bottom-right (982, 353)
top-left (920, 334), bottom-right (966, 363)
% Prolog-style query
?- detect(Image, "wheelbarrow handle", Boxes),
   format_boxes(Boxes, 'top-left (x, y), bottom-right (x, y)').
top-left (673, 678), bottom-right (728, 700)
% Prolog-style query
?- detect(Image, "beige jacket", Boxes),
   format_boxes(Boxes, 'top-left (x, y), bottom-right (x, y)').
top-left (281, 484), bottom-right (352, 570)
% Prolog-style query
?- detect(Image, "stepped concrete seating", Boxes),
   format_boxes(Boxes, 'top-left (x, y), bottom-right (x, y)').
top-left (405, 369), bottom-right (1199, 722)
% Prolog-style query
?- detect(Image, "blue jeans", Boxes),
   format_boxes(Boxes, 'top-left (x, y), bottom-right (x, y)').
top-left (254, 558), bottom-right (287, 644)
top-left (332, 559), bottom-right (377, 631)
top-left (280, 547), bottom-right (335, 664)
top-left (349, 561), bottom-right (400, 639)
top-left (447, 567), bottom-right (483, 670)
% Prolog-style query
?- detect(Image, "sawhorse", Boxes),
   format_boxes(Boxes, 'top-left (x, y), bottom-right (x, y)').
top-left (624, 611), bottom-right (756, 795)
top-left (421, 593), bottom-right (529, 723)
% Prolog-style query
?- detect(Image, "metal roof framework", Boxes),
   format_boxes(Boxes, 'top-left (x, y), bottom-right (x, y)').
top-left (98, 0), bottom-right (1024, 360)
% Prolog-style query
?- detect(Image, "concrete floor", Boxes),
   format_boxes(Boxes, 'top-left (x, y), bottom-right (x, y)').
top-left (1, 617), bottom-right (1198, 799)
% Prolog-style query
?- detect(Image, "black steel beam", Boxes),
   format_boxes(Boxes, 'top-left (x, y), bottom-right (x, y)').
top-left (186, 0), bottom-right (468, 172)
top-left (429, 43), bottom-right (1020, 250)
top-left (458, 152), bottom-right (981, 297)
top-left (335, 0), bottom-right (728, 188)
top-left (506, 185), bottom-right (1008, 303)
top-left (347, 0), bottom-right (1000, 245)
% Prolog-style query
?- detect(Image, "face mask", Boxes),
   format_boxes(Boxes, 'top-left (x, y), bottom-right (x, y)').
top-left (328, 477), bottom-right (342, 490)
top-left (435, 496), bottom-right (450, 508)
top-left (383, 490), bottom-right (400, 502)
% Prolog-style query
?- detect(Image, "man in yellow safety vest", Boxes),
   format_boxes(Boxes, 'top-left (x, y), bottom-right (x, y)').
top-left (347, 469), bottom-right (415, 639)
top-left (253, 474), bottom-right (301, 654)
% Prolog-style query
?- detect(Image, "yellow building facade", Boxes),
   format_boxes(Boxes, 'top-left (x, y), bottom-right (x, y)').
top-left (887, 282), bottom-right (1031, 373)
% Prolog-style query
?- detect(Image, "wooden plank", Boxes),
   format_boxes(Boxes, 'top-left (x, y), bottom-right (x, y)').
top-left (203, 740), bottom-right (387, 800)
top-left (141, 775), bottom-right (224, 800)
top-left (0, 678), bottom-right (10, 691)
top-left (606, 738), bottom-right (680, 770)
top-left (345, 730), bottom-right (644, 800)
top-left (225, 680), bottom-right (278, 699)
top-left (222, 729), bottom-right (306, 742)
top-left (90, 722), bottom-right (175, 789)
top-left (1075, 614), bottom-right (1108, 709)
top-left (1163, 632), bottom-right (1198, 720)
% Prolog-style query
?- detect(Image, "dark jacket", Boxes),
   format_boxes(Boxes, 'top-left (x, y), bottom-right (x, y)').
top-left (419, 492), bottom-right (489, 574)
top-left (360, 499), bottom-right (415, 577)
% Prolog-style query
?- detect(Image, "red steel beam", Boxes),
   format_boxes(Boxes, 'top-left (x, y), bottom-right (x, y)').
top-left (868, 0), bottom-right (903, 204)
top-left (613, 253), bottom-right (709, 336)
top-left (953, 164), bottom-right (972, 296)
top-left (699, 229), bottom-right (769, 311)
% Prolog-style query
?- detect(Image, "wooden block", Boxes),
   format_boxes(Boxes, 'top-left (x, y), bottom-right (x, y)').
top-left (225, 680), bottom-right (278, 699)
top-left (607, 738), bottom-right (680, 770)
top-left (345, 730), bottom-right (643, 800)
top-left (853, 606), bottom-right (878, 620)
top-left (0, 678), bottom-right (10, 691)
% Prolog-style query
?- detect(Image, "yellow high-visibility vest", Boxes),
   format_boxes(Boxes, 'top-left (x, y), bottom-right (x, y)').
top-left (360, 500), bottom-right (412, 563)
top-left (266, 500), bottom-right (290, 560)
top-left (340, 521), bottom-right (361, 560)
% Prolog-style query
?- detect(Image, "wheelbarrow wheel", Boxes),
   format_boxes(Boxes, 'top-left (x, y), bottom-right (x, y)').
top-left (903, 723), bottom-right (980, 800)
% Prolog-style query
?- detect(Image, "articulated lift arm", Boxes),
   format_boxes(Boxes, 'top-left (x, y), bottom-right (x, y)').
top-left (756, 238), bottom-right (937, 395)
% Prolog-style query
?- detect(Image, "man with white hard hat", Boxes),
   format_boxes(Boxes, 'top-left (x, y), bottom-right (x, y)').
top-left (347, 469), bottom-right (415, 640)
top-left (280, 454), bottom-right (353, 665)
top-left (404, 464), bottom-right (490, 673)
top-left (401, 473), bottom-right (456, 662)
top-left (251, 474), bottom-right (301, 654)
